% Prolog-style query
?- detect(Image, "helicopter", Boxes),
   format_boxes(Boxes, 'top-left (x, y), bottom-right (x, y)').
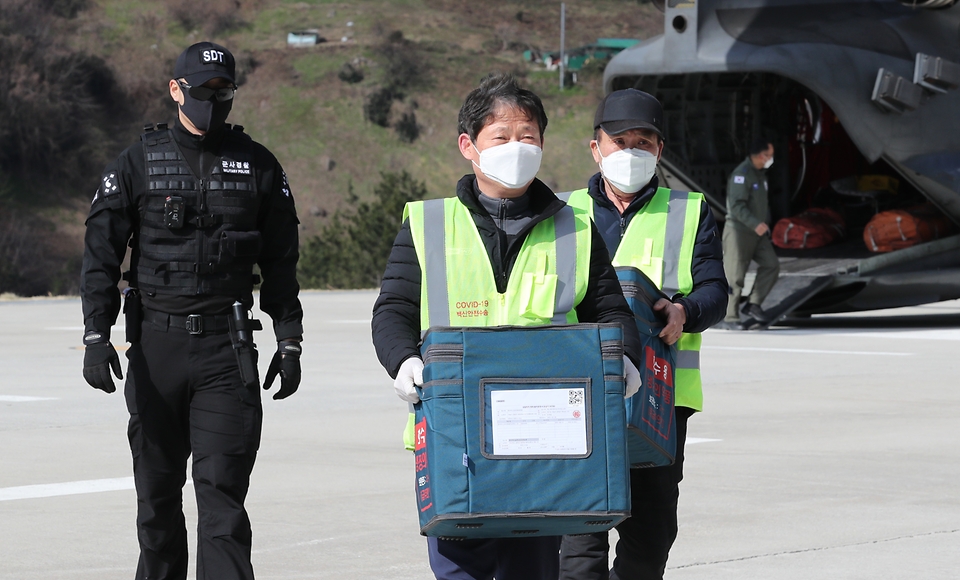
top-left (604, 0), bottom-right (960, 324)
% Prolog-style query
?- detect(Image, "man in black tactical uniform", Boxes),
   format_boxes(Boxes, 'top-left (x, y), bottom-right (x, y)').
top-left (80, 41), bottom-right (303, 580)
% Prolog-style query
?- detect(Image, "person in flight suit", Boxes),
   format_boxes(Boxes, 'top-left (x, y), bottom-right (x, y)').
top-left (558, 89), bottom-right (728, 580)
top-left (80, 41), bottom-right (303, 580)
top-left (722, 138), bottom-right (780, 327)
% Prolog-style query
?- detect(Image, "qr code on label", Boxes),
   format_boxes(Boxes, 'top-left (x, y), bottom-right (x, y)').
top-left (568, 389), bottom-right (584, 406)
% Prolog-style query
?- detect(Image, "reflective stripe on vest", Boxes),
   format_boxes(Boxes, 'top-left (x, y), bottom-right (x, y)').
top-left (405, 197), bottom-right (591, 330)
top-left (662, 189), bottom-right (693, 297)
top-left (675, 348), bottom-right (700, 369)
top-left (567, 187), bottom-right (705, 411)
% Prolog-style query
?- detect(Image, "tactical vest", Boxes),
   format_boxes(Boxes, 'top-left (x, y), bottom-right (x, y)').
top-left (567, 187), bottom-right (705, 411)
top-left (400, 196), bottom-right (593, 450)
top-left (133, 125), bottom-right (262, 296)
top-left (404, 197), bottom-right (592, 329)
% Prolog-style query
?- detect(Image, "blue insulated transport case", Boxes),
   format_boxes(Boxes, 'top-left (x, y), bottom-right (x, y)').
top-left (616, 267), bottom-right (678, 468)
top-left (413, 323), bottom-right (631, 539)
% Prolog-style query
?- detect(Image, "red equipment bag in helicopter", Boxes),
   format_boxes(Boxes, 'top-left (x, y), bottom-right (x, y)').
top-left (863, 204), bottom-right (957, 253)
top-left (772, 208), bottom-right (846, 249)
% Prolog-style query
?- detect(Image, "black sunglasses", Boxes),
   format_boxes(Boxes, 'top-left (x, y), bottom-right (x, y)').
top-left (177, 79), bottom-right (237, 102)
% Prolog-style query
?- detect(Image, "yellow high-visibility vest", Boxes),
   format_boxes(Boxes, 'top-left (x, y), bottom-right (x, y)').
top-left (567, 187), bottom-right (705, 411)
top-left (400, 196), bottom-right (593, 448)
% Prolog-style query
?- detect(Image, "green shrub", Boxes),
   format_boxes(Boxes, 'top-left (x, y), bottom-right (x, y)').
top-left (168, 0), bottom-right (247, 36)
top-left (363, 86), bottom-right (400, 128)
top-left (298, 171), bottom-right (427, 289)
top-left (42, 0), bottom-right (88, 18)
top-left (394, 111), bottom-right (419, 143)
top-left (375, 30), bottom-right (428, 90)
top-left (338, 62), bottom-right (364, 84)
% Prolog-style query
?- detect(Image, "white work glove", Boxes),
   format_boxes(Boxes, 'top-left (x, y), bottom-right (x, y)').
top-left (623, 355), bottom-right (641, 399)
top-left (394, 357), bottom-right (424, 403)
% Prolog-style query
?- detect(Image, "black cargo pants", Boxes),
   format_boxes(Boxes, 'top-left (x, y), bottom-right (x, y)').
top-left (559, 407), bottom-right (694, 580)
top-left (124, 316), bottom-right (261, 580)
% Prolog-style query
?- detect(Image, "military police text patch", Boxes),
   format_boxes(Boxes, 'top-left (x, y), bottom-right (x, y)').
top-left (222, 159), bottom-right (251, 175)
top-left (733, 175), bottom-right (745, 184)
top-left (281, 171), bottom-right (292, 198)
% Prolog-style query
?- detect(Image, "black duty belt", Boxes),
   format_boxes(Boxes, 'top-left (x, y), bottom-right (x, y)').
top-left (143, 308), bottom-right (231, 335)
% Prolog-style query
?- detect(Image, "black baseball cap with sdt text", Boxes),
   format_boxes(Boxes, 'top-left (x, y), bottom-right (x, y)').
top-left (594, 88), bottom-right (664, 140)
top-left (174, 42), bottom-right (236, 87)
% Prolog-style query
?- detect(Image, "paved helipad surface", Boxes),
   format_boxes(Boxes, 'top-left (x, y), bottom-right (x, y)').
top-left (1, 291), bottom-right (958, 579)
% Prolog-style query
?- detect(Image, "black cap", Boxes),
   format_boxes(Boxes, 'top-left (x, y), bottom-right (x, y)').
top-left (594, 89), bottom-right (664, 140)
top-left (173, 42), bottom-right (236, 87)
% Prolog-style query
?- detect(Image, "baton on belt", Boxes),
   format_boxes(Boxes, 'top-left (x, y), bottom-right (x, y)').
top-left (123, 287), bottom-right (142, 344)
top-left (227, 301), bottom-right (263, 388)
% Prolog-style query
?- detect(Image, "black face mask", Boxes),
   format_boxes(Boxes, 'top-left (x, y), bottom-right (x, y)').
top-left (180, 91), bottom-right (232, 133)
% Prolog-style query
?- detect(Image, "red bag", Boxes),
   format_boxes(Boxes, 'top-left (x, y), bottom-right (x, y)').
top-left (772, 208), bottom-right (846, 249)
top-left (863, 204), bottom-right (957, 253)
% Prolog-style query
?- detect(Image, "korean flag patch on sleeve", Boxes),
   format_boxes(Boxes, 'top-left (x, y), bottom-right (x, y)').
top-left (733, 175), bottom-right (745, 184)
top-left (101, 171), bottom-right (121, 197)
top-left (90, 169), bottom-right (125, 210)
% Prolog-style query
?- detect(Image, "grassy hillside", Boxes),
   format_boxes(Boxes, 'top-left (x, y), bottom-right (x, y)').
top-left (5, 0), bottom-right (664, 294)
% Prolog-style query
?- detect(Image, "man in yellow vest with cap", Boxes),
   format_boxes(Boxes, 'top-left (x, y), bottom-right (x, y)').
top-left (559, 89), bottom-right (728, 580)
top-left (371, 73), bottom-right (644, 580)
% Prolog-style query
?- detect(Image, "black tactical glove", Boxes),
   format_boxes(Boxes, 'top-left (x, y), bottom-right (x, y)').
top-left (82, 332), bottom-right (123, 394)
top-left (263, 339), bottom-right (301, 400)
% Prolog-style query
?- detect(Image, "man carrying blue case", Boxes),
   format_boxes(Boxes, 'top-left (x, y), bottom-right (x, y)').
top-left (372, 74), bottom-right (643, 580)
top-left (560, 89), bottom-right (728, 580)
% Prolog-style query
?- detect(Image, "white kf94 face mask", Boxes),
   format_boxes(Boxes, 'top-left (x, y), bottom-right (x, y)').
top-left (763, 156), bottom-right (774, 169)
top-left (473, 141), bottom-right (543, 190)
top-left (598, 147), bottom-right (658, 194)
